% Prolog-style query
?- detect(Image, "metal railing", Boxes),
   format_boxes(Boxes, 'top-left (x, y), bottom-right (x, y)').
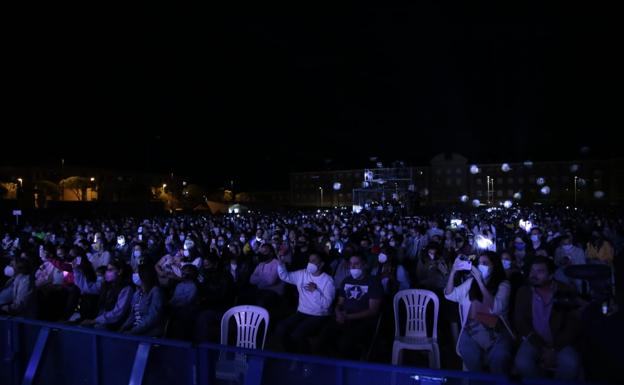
top-left (1, 316), bottom-right (582, 385)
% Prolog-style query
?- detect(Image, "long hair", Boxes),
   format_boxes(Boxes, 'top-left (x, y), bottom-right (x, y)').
top-left (469, 251), bottom-right (506, 302)
top-left (100, 259), bottom-right (131, 312)
top-left (138, 263), bottom-right (158, 291)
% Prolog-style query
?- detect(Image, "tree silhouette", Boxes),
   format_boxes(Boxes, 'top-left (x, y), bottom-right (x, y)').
top-left (60, 176), bottom-right (90, 201)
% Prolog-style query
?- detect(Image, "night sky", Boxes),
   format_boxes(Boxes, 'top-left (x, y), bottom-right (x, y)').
top-left (3, 2), bottom-right (619, 190)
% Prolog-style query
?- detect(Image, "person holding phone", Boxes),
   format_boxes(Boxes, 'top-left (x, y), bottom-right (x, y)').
top-left (444, 251), bottom-right (514, 374)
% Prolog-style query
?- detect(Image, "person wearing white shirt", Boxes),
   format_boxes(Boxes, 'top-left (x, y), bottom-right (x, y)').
top-left (275, 253), bottom-right (335, 354)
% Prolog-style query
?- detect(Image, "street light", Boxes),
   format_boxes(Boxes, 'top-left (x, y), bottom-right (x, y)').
top-left (574, 176), bottom-right (578, 207)
top-left (318, 187), bottom-right (323, 208)
top-left (17, 178), bottom-right (23, 187)
top-left (90, 177), bottom-right (95, 182)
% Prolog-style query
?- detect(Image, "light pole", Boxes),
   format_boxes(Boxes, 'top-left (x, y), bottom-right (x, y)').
top-left (574, 176), bottom-right (578, 207)
top-left (486, 176), bottom-right (494, 204)
top-left (319, 187), bottom-right (323, 208)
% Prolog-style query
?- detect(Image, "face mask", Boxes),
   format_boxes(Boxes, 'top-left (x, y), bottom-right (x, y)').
top-left (4, 265), bottom-right (15, 277)
top-left (183, 249), bottom-right (190, 257)
top-left (478, 264), bottom-right (491, 280)
top-left (105, 270), bottom-right (118, 282)
top-left (306, 263), bottom-right (319, 274)
top-left (389, 241), bottom-right (396, 247)
top-left (217, 241), bottom-right (225, 247)
top-left (380, 231), bottom-right (386, 238)
top-left (226, 233), bottom-right (232, 239)
top-left (240, 237), bottom-right (246, 243)
top-left (132, 273), bottom-right (142, 286)
top-left (179, 235), bottom-right (186, 242)
top-left (515, 243), bottom-right (525, 250)
top-left (502, 260), bottom-right (512, 270)
top-left (133, 250), bottom-right (142, 258)
top-left (378, 253), bottom-right (388, 264)
top-left (96, 276), bottom-right (104, 284)
top-left (117, 237), bottom-right (125, 246)
top-left (530, 235), bottom-right (540, 242)
top-left (562, 244), bottom-right (573, 251)
top-left (230, 262), bottom-right (238, 270)
top-left (350, 268), bottom-right (363, 280)
top-left (75, 257), bottom-right (82, 265)
top-left (428, 252), bottom-right (436, 260)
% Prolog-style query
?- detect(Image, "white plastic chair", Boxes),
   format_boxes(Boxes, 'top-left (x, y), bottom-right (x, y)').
top-left (391, 289), bottom-right (440, 368)
top-left (215, 305), bottom-right (269, 382)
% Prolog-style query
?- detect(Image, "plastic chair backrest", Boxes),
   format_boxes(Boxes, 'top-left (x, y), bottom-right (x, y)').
top-left (393, 289), bottom-right (439, 340)
top-left (220, 305), bottom-right (269, 350)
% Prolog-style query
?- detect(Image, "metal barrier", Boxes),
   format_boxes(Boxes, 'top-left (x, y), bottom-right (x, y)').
top-left (0, 316), bottom-right (582, 385)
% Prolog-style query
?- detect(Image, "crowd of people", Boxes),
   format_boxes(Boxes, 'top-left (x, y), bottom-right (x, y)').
top-left (0, 205), bottom-right (621, 382)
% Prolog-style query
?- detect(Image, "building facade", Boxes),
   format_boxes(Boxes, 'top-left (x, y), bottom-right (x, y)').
top-left (290, 154), bottom-right (624, 207)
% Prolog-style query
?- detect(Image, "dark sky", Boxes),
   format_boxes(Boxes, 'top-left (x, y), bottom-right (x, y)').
top-left (3, 2), bottom-right (619, 190)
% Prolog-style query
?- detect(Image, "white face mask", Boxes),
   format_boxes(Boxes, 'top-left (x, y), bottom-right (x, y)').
top-left (117, 237), bottom-right (125, 246)
top-left (478, 264), bottom-right (491, 280)
top-left (530, 235), bottom-right (540, 242)
top-left (133, 250), bottom-right (141, 258)
top-left (378, 253), bottom-right (388, 264)
top-left (306, 263), bottom-right (319, 274)
top-left (502, 260), bottom-right (512, 270)
top-left (183, 249), bottom-right (190, 257)
top-left (4, 265), bottom-right (15, 277)
top-left (350, 268), bottom-right (363, 279)
top-left (240, 237), bottom-right (246, 243)
top-left (132, 272), bottom-right (142, 286)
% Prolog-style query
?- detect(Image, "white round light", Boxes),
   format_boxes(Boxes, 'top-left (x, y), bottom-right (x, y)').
top-left (501, 163), bottom-right (511, 172)
top-left (594, 190), bottom-right (605, 199)
top-left (570, 164), bottom-right (579, 173)
top-left (421, 188), bottom-right (429, 196)
top-left (472, 199), bottom-right (481, 207)
top-left (460, 195), bottom-right (469, 203)
top-left (513, 192), bottom-right (522, 200)
top-left (470, 165), bottom-right (480, 175)
top-left (537, 177), bottom-right (545, 186)
top-left (524, 160), bottom-right (534, 168)
top-left (540, 186), bottom-right (551, 195)
top-left (333, 182), bottom-right (341, 191)
top-left (503, 200), bottom-right (513, 209)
